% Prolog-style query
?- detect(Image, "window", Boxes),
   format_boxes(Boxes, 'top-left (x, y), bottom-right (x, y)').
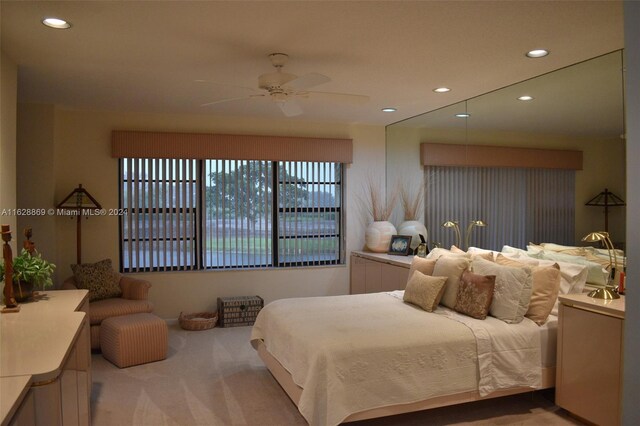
top-left (425, 166), bottom-right (575, 250)
top-left (120, 158), bottom-right (343, 272)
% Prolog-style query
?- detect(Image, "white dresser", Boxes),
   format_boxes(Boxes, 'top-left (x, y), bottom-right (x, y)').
top-left (350, 251), bottom-right (413, 294)
top-left (1, 290), bottom-right (91, 426)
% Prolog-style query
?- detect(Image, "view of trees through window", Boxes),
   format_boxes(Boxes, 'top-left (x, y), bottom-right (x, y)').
top-left (120, 158), bottom-right (343, 272)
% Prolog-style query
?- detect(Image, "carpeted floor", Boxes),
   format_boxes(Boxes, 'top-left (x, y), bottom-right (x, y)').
top-left (90, 324), bottom-right (584, 426)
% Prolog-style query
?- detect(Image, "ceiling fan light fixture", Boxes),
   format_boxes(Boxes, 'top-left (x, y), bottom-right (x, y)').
top-left (433, 87), bottom-right (451, 93)
top-left (42, 17), bottom-right (71, 29)
top-left (382, 107), bottom-right (397, 112)
top-left (526, 49), bottom-right (549, 58)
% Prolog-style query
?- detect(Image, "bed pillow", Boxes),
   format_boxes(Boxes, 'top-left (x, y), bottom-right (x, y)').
top-left (454, 271), bottom-right (496, 320)
top-left (426, 247), bottom-right (470, 260)
top-left (538, 250), bottom-right (606, 285)
top-left (495, 254), bottom-right (561, 325)
top-left (407, 257), bottom-right (437, 281)
top-left (472, 257), bottom-right (532, 324)
top-left (71, 258), bottom-right (122, 302)
top-left (433, 256), bottom-right (470, 309)
top-left (403, 271), bottom-right (448, 312)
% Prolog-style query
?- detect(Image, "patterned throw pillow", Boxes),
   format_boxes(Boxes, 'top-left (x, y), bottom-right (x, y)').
top-left (71, 259), bottom-right (122, 302)
top-left (403, 271), bottom-right (448, 312)
top-left (454, 271), bottom-right (496, 320)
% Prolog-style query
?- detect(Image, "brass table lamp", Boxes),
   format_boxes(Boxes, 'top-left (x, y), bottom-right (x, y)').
top-left (464, 220), bottom-right (487, 250)
top-left (442, 220), bottom-right (461, 248)
top-left (582, 231), bottom-right (620, 299)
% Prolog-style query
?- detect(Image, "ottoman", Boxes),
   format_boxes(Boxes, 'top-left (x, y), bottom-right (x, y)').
top-left (101, 313), bottom-right (168, 368)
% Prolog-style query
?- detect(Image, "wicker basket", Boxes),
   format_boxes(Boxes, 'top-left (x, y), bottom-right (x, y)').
top-left (178, 311), bottom-right (218, 331)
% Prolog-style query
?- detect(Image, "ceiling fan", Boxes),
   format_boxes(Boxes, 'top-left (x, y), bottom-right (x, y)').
top-left (201, 53), bottom-right (370, 117)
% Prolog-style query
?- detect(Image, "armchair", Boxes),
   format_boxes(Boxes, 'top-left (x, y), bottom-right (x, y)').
top-left (63, 275), bottom-right (154, 350)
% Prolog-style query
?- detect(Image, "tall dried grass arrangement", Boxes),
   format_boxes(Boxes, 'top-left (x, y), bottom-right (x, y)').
top-left (400, 180), bottom-right (425, 221)
top-left (360, 176), bottom-right (398, 222)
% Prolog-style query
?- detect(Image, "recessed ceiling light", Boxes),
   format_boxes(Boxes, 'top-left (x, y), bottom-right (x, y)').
top-left (526, 49), bottom-right (549, 58)
top-left (382, 107), bottom-right (397, 112)
top-left (455, 113), bottom-right (470, 118)
top-left (433, 87), bottom-right (451, 93)
top-left (42, 17), bottom-right (71, 29)
top-left (518, 95), bottom-right (534, 101)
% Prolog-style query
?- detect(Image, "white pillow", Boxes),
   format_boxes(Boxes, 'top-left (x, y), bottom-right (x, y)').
top-left (509, 252), bottom-right (588, 295)
top-left (426, 247), bottom-right (470, 260)
top-left (472, 257), bottom-right (533, 324)
top-left (537, 250), bottom-right (606, 285)
top-left (501, 245), bottom-right (529, 256)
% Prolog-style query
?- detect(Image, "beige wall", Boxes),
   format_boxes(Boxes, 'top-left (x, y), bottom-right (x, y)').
top-left (16, 106), bottom-right (384, 318)
top-left (386, 126), bottom-right (626, 246)
top-left (1, 51), bottom-right (18, 251)
top-left (17, 103), bottom-right (57, 259)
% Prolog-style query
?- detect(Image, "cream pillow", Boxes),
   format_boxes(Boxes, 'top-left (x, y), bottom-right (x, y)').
top-left (403, 271), bottom-right (448, 312)
top-left (495, 254), bottom-right (561, 325)
top-left (407, 257), bottom-right (437, 281)
top-left (433, 256), bottom-right (470, 309)
top-left (472, 257), bottom-right (532, 324)
top-left (427, 247), bottom-right (470, 260)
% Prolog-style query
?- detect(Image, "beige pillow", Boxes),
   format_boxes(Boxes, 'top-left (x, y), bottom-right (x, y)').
top-left (472, 257), bottom-right (532, 324)
top-left (407, 257), bottom-right (437, 281)
top-left (454, 271), bottom-right (496, 320)
top-left (403, 271), bottom-right (448, 312)
top-left (496, 254), bottom-right (561, 325)
top-left (71, 258), bottom-right (122, 302)
top-left (433, 256), bottom-right (470, 309)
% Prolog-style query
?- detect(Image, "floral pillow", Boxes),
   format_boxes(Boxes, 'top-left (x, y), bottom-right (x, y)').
top-left (71, 259), bottom-right (122, 302)
top-left (454, 271), bottom-right (496, 319)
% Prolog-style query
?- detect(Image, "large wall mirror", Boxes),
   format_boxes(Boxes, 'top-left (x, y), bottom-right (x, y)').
top-left (386, 50), bottom-right (625, 250)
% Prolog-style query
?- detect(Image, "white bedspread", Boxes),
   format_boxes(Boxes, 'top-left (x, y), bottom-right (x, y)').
top-left (251, 292), bottom-right (541, 426)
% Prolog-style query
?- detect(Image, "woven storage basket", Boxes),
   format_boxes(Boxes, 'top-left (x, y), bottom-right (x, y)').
top-left (178, 311), bottom-right (218, 331)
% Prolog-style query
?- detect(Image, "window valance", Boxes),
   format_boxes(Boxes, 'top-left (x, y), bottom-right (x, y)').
top-left (111, 130), bottom-right (353, 163)
top-left (420, 143), bottom-right (582, 170)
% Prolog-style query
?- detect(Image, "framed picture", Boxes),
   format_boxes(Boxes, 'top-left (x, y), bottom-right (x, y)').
top-left (416, 243), bottom-right (428, 258)
top-left (388, 235), bottom-right (412, 256)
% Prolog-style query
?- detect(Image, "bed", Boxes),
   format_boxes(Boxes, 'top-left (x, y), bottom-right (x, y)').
top-left (250, 291), bottom-right (557, 426)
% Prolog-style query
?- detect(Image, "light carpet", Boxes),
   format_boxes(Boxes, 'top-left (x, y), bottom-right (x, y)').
top-left (91, 324), bottom-right (584, 426)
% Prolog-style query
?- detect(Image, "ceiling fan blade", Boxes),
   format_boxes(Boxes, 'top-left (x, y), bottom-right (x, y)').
top-left (304, 91), bottom-right (370, 104)
top-left (201, 94), bottom-right (265, 107)
top-left (278, 100), bottom-right (303, 117)
top-left (284, 72), bottom-right (331, 91)
top-left (194, 79), bottom-right (259, 93)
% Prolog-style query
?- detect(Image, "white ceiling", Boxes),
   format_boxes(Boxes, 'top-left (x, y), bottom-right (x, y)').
top-left (0, 1), bottom-right (624, 126)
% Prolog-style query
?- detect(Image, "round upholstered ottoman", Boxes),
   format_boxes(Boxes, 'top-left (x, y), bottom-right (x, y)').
top-left (100, 313), bottom-right (168, 368)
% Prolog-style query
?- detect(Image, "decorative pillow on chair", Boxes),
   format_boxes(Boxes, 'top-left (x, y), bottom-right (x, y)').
top-left (454, 271), bottom-right (496, 320)
top-left (403, 271), bottom-right (448, 312)
top-left (71, 259), bottom-right (122, 302)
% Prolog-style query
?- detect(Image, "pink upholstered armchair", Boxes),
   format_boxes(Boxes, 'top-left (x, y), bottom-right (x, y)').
top-left (63, 275), bottom-right (154, 350)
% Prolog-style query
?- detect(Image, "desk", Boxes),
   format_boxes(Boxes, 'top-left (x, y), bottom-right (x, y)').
top-left (1, 290), bottom-right (90, 426)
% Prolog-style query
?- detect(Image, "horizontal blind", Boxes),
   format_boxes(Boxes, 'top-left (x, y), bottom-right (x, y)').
top-left (120, 158), bottom-right (198, 272)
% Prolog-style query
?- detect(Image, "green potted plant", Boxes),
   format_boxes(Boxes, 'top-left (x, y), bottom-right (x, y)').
top-left (0, 249), bottom-right (56, 302)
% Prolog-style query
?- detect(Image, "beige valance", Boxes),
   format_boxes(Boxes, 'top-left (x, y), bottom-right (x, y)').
top-left (111, 130), bottom-right (353, 163)
top-left (420, 143), bottom-right (582, 170)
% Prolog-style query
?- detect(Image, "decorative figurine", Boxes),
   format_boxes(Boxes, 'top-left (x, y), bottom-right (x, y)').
top-left (2, 224), bottom-right (20, 312)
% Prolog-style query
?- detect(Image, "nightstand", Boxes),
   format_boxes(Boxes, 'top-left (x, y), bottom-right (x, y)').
top-left (556, 293), bottom-right (625, 426)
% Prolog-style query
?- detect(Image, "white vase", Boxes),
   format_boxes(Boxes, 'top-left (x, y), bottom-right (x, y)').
top-left (365, 221), bottom-right (397, 252)
top-left (397, 220), bottom-right (428, 251)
